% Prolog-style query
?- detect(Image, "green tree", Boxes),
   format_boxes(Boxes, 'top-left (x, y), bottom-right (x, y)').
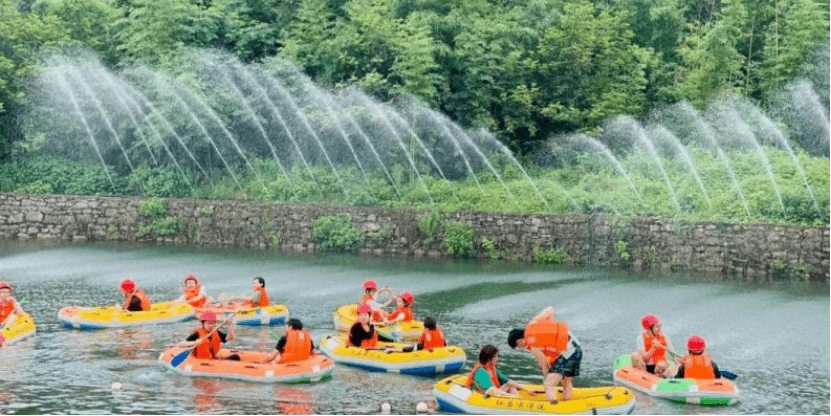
top-left (760, 0), bottom-right (829, 92)
top-left (676, 0), bottom-right (748, 108)
top-left (0, 0), bottom-right (68, 160)
top-left (33, 0), bottom-right (120, 65)
top-left (114, 0), bottom-right (224, 66)
top-left (535, 0), bottom-right (653, 132)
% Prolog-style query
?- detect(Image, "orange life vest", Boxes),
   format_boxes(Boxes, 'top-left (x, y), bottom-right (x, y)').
top-left (643, 330), bottom-right (668, 364)
top-left (280, 329), bottom-right (312, 363)
top-left (525, 317), bottom-right (569, 364)
top-left (388, 306), bottom-right (414, 323)
top-left (183, 284), bottom-right (207, 307)
top-left (682, 353), bottom-right (716, 379)
top-left (247, 286), bottom-right (269, 308)
top-left (419, 328), bottom-right (446, 349)
top-left (0, 299), bottom-right (15, 323)
top-left (128, 289), bottom-right (152, 311)
top-left (348, 324), bottom-right (379, 348)
top-left (193, 327), bottom-right (222, 359)
top-left (358, 296), bottom-right (384, 321)
top-left (464, 363), bottom-right (500, 393)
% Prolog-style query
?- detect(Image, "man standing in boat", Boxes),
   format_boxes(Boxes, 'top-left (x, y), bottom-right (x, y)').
top-left (508, 306), bottom-right (583, 403)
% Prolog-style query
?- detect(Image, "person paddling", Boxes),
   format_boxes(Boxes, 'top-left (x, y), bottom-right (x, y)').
top-left (508, 306), bottom-right (582, 403)
top-left (260, 318), bottom-right (314, 364)
top-left (120, 279), bottom-right (151, 312)
top-left (464, 344), bottom-right (529, 398)
top-left (177, 274), bottom-right (210, 307)
top-left (671, 335), bottom-right (722, 379)
top-left (630, 314), bottom-right (676, 377)
top-left (179, 311), bottom-right (240, 360)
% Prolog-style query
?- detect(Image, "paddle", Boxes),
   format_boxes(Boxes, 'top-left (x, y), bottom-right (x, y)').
top-left (170, 311), bottom-right (240, 368)
top-left (662, 344), bottom-right (738, 380)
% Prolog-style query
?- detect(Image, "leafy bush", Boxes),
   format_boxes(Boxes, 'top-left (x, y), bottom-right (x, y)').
top-left (616, 240), bottom-right (630, 260)
top-left (313, 214), bottom-right (366, 251)
top-left (533, 245), bottom-right (571, 265)
top-left (418, 210), bottom-right (445, 243)
top-left (15, 180), bottom-right (53, 194)
top-left (444, 221), bottom-right (474, 256)
top-left (481, 238), bottom-right (500, 260)
top-left (138, 197), bottom-right (167, 217)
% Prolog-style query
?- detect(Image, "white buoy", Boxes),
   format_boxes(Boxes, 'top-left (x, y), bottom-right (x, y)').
top-left (380, 402), bottom-right (391, 414)
top-left (416, 401), bottom-right (428, 412)
top-left (111, 382), bottom-right (123, 391)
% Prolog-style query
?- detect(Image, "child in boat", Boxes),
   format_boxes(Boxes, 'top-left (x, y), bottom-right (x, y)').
top-left (247, 277), bottom-right (269, 308)
top-left (417, 316), bottom-right (445, 350)
top-left (465, 344), bottom-right (528, 398)
top-left (180, 311), bottom-right (240, 360)
top-left (120, 279), bottom-right (151, 311)
top-left (348, 303), bottom-right (380, 348)
top-left (218, 277), bottom-right (269, 308)
top-left (384, 292), bottom-right (414, 325)
top-left (0, 281), bottom-right (25, 328)
top-left (360, 279), bottom-right (394, 322)
top-left (177, 274), bottom-right (209, 307)
top-left (672, 335), bottom-right (721, 379)
top-left (260, 318), bottom-right (315, 364)
top-left (508, 306), bottom-right (582, 403)
top-left (631, 314), bottom-right (676, 377)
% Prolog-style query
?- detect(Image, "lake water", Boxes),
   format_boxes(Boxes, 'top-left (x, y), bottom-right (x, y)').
top-left (0, 239), bottom-right (827, 414)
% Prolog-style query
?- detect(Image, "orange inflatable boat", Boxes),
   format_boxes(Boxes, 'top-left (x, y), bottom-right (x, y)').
top-left (158, 347), bottom-right (335, 383)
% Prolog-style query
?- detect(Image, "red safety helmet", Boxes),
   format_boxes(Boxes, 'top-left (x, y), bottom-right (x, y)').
top-left (120, 279), bottom-right (136, 291)
top-left (357, 304), bottom-right (372, 314)
top-left (0, 281), bottom-right (12, 292)
top-left (184, 274), bottom-right (199, 284)
top-left (363, 279), bottom-right (377, 290)
top-left (200, 311), bottom-right (217, 322)
top-left (687, 335), bottom-right (706, 351)
top-left (400, 292), bottom-right (414, 304)
top-left (641, 314), bottom-right (660, 329)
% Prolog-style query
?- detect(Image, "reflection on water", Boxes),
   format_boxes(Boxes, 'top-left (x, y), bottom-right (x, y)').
top-left (0, 238), bottom-right (827, 414)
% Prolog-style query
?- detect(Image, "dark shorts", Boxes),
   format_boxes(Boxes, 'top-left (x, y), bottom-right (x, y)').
top-left (550, 346), bottom-right (582, 377)
top-left (646, 364), bottom-right (656, 374)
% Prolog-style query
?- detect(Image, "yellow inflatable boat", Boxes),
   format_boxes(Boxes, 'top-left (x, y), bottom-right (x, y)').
top-left (159, 347), bottom-right (335, 383)
top-left (433, 375), bottom-right (636, 415)
top-left (58, 302), bottom-right (194, 329)
top-left (1, 314), bottom-right (36, 345)
top-left (194, 302), bottom-right (289, 326)
top-left (319, 334), bottom-right (465, 376)
top-left (333, 304), bottom-right (423, 341)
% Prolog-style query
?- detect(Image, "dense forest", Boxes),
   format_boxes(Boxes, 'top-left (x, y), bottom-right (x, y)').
top-left (0, 0), bottom-right (828, 224)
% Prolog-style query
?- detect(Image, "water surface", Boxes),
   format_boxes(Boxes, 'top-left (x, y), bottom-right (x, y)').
top-left (0, 239), bottom-right (827, 414)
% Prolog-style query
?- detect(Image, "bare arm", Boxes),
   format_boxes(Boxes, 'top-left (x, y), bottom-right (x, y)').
top-left (529, 347), bottom-right (550, 378)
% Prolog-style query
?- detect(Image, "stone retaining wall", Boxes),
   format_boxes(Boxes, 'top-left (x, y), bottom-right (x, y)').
top-left (0, 193), bottom-right (827, 283)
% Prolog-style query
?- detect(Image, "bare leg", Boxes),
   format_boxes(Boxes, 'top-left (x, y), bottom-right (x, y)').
top-left (563, 377), bottom-right (573, 400)
top-left (544, 373), bottom-right (563, 402)
top-left (630, 351), bottom-right (646, 371)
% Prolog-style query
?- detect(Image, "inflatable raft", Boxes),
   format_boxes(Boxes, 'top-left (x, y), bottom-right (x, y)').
top-left (319, 334), bottom-right (465, 376)
top-left (58, 302), bottom-right (194, 329)
top-left (333, 304), bottom-right (423, 341)
top-left (194, 303), bottom-right (289, 326)
top-left (1, 314), bottom-right (36, 345)
top-left (433, 374), bottom-right (636, 415)
top-left (613, 354), bottom-right (739, 405)
top-left (159, 347), bottom-right (334, 383)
